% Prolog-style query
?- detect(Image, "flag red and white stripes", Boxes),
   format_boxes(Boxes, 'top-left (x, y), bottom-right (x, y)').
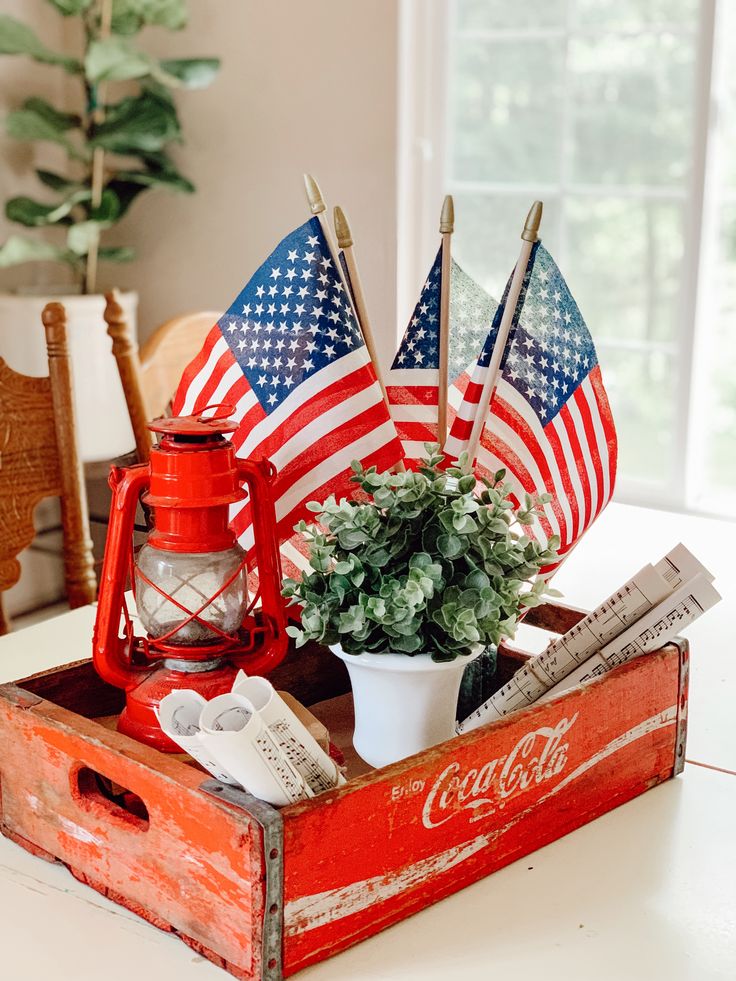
top-left (173, 218), bottom-right (403, 562)
top-left (446, 243), bottom-right (617, 575)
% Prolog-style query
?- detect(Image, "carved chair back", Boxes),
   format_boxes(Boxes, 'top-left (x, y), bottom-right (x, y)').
top-left (104, 290), bottom-right (220, 462)
top-left (0, 303), bottom-right (96, 633)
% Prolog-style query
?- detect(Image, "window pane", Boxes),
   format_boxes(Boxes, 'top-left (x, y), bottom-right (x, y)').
top-left (451, 192), bottom-right (562, 299)
top-left (693, 2), bottom-right (736, 510)
top-left (569, 32), bottom-right (696, 186)
top-left (573, 0), bottom-right (698, 31)
top-left (701, 206), bottom-right (736, 501)
top-left (600, 346), bottom-right (677, 482)
top-left (455, 0), bottom-right (565, 33)
top-left (449, 38), bottom-right (565, 183)
top-left (564, 197), bottom-right (685, 344)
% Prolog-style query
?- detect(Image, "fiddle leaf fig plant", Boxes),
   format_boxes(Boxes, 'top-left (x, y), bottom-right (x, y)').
top-left (282, 446), bottom-right (561, 662)
top-left (0, 1), bottom-right (220, 292)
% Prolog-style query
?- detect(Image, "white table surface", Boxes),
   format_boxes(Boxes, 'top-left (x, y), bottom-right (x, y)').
top-left (0, 502), bottom-right (734, 980)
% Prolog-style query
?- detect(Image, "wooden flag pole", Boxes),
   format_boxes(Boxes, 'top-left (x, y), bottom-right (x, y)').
top-left (463, 200), bottom-right (543, 468)
top-left (437, 195), bottom-right (454, 447)
top-left (333, 204), bottom-right (391, 408)
top-left (302, 174), bottom-right (405, 471)
top-left (303, 175), bottom-right (365, 338)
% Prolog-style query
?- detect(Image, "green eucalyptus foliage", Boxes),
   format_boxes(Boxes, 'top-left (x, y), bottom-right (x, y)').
top-left (0, 1), bottom-right (220, 290)
top-left (283, 446), bottom-right (561, 663)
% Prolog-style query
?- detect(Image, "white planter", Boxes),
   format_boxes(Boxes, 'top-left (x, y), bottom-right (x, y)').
top-left (0, 291), bottom-right (138, 462)
top-left (331, 644), bottom-right (483, 768)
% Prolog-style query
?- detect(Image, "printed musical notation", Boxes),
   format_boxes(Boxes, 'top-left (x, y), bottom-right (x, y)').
top-left (457, 543), bottom-right (719, 735)
top-left (541, 573), bottom-right (720, 699)
top-left (159, 676), bottom-right (344, 807)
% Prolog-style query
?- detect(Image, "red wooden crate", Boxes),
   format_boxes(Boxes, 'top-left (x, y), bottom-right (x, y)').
top-left (0, 603), bottom-right (688, 979)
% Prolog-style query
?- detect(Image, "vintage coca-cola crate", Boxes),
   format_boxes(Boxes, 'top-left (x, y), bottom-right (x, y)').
top-left (0, 602), bottom-right (688, 980)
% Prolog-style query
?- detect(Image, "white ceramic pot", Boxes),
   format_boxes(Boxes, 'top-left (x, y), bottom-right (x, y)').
top-left (331, 644), bottom-right (483, 768)
top-left (0, 291), bottom-right (138, 462)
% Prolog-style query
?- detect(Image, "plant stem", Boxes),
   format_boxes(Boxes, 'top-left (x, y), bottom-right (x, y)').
top-left (83, 0), bottom-right (112, 295)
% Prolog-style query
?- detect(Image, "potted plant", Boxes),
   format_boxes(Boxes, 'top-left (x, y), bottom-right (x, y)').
top-left (0, 1), bottom-right (219, 460)
top-left (283, 447), bottom-right (560, 768)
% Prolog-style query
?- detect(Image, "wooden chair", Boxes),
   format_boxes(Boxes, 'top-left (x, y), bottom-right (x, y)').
top-left (0, 303), bottom-right (97, 634)
top-left (103, 290), bottom-right (220, 462)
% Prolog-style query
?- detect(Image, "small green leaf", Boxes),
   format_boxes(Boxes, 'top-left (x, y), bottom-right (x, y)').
top-left (111, 0), bottom-right (189, 34)
top-left (6, 103), bottom-right (85, 160)
top-left (6, 192), bottom-right (88, 227)
top-left (21, 97), bottom-right (79, 131)
top-left (0, 235), bottom-right (76, 269)
top-left (159, 57), bottom-right (220, 89)
top-left (67, 221), bottom-right (101, 256)
top-left (35, 170), bottom-right (81, 193)
top-left (91, 90), bottom-right (181, 153)
top-left (110, 166), bottom-right (195, 194)
top-left (85, 38), bottom-right (156, 83)
top-left (0, 15), bottom-right (81, 72)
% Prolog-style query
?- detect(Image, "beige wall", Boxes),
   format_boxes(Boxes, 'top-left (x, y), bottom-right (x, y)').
top-left (0, 1), bottom-right (401, 369)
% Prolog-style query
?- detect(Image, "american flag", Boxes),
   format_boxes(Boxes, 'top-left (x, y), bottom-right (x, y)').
top-left (446, 242), bottom-right (617, 573)
top-left (386, 246), bottom-right (498, 466)
top-left (173, 217), bottom-right (403, 565)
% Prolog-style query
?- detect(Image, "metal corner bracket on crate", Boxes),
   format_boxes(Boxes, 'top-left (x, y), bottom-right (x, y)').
top-left (202, 779), bottom-right (284, 981)
top-left (673, 637), bottom-right (690, 776)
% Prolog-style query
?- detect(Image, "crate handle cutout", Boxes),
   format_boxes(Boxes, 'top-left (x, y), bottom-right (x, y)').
top-left (71, 765), bottom-right (150, 831)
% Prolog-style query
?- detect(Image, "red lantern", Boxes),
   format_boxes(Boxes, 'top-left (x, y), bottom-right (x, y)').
top-left (93, 411), bottom-right (289, 751)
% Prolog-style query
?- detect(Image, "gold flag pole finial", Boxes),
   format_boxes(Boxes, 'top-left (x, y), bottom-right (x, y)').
top-left (439, 194), bottom-right (455, 234)
top-left (333, 206), bottom-right (353, 249)
top-left (303, 173), bottom-right (326, 215)
top-left (521, 200), bottom-right (543, 243)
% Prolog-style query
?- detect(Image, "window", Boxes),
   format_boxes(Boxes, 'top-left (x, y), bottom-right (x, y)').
top-left (399, 0), bottom-right (735, 516)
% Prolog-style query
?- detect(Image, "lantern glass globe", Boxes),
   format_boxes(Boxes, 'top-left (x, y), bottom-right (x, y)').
top-left (135, 544), bottom-right (249, 645)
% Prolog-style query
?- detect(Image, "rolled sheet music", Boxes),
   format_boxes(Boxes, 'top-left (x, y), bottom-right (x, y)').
top-left (540, 572), bottom-right (721, 700)
top-left (198, 693), bottom-right (312, 806)
top-left (156, 690), bottom-right (241, 786)
top-left (232, 674), bottom-right (346, 793)
top-left (458, 543), bottom-right (715, 734)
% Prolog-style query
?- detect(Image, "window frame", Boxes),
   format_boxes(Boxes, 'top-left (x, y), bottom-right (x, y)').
top-left (398, 0), bottom-right (727, 516)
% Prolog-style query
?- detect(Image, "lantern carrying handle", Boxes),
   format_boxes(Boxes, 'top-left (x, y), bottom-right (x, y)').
top-left (93, 464), bottom-right (151, 691)
top-left (232, 458), bottom-right (290, 675)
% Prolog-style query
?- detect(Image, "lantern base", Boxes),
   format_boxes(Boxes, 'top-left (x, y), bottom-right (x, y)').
top-left (118, 660), bottom-right (241, 752)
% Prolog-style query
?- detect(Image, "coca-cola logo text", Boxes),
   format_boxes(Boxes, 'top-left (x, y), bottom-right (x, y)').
top-left (422, 714), bottom-right (578, 829)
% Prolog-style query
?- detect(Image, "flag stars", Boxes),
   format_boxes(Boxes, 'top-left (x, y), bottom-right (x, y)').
top-left (270, 267), bottom-right (282, 280)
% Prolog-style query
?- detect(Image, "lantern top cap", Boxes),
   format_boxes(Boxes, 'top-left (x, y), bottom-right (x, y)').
top-left (149, 409), bottom-right (237, 438)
